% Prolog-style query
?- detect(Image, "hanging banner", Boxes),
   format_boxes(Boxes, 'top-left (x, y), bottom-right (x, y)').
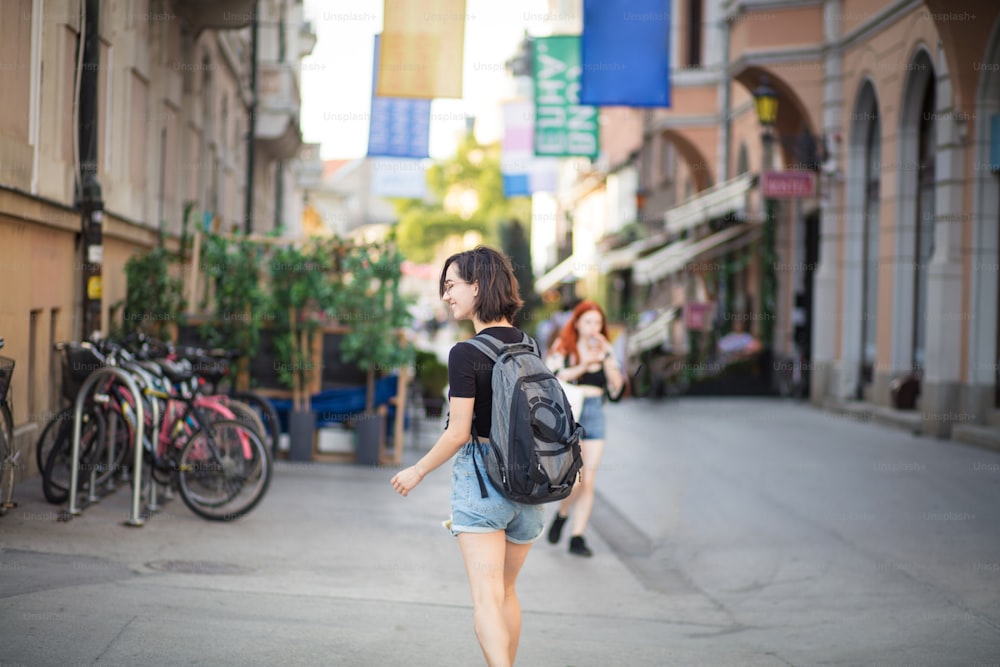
top-left (370, 158), bottom-right (428, 198)
top-left (501, 101), bottom-right (559, 196)
top-left (533, 36), bottom-right (599, 159)
top-left (501, 101), bottom-right (534, 196)
top-left (580, 0), bottom-right (671, 107)
top-left (378, 0), bottom-right (466, 99)
top-left (368, 35), bottom-right (432, 158)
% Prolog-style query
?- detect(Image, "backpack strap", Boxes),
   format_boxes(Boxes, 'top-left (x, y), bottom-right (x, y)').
top-left (462, 335), bottom-right (504, 499)
top-left (463, 335), bottom-right (500, 362)
top-left (469, 331), bottom-right (539, 358)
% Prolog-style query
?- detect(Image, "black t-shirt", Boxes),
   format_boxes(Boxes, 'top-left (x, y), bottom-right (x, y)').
top-left (558, 349), bottom-right (608, 390)
top-left (447, 326), bottom-right (530, 437)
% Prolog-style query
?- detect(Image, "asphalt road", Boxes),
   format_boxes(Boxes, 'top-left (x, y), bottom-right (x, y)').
top-left (594, 397), bottom-right (1000, 665)
top-left (1, 396), bottom-right (998, 666)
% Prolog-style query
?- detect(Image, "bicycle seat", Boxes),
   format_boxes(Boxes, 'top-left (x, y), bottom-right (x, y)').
top-left (158, 358), bottom-right (194, 384)
top-left (136, 360), bottom-right (167, 378)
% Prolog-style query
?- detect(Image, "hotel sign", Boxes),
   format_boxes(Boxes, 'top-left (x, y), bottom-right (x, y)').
top-left (762, 171), bottom-right (817, 199)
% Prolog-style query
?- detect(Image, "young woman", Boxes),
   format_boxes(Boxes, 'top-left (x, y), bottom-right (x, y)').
top-left (543, 300), bottom-right (625, 557)
top-left (391, 246), bottom-right (543, 667)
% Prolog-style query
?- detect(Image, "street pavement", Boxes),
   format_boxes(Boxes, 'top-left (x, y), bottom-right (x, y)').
top-left (1, 397), bottom-right (999, 666)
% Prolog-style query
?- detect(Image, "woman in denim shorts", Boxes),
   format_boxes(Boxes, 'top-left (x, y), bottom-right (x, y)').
top-left (543, 301), bottom-right (625, 557)
top-left (391, 246), bottom-right (543, 666)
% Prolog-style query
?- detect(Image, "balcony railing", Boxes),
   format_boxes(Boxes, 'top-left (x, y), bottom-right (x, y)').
top-left (256, 62), bottom-right (302, 161)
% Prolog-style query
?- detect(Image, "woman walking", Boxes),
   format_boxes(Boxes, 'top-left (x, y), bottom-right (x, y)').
top-left (391, 246), bottom-right (543, 667)
top-left (544, 300), bottom-right (625, 557)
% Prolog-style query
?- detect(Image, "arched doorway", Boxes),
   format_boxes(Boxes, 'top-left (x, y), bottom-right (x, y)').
top-left (893, 48), bottom-right (936, 379)
top-left (843, 80), bottom-right (881, 400)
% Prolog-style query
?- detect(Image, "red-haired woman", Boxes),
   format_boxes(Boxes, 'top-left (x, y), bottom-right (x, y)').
top-left (544, 300), bottom-right (625, 556)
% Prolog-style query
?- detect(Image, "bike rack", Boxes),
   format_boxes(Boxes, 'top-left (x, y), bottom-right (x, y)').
top-left (64, 367), bottom-right (146, 527)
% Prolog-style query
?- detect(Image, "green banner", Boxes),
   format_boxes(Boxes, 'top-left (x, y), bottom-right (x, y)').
top-left (533, 36), bottom-right (600, 159)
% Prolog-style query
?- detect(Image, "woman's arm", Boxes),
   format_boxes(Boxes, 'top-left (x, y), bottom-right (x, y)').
top-left (603, 349), bottom-right (625, 399)
top-left (391, 396), bottom-right (475, 496)
top-left (550, 347), bottom-right (604, 384)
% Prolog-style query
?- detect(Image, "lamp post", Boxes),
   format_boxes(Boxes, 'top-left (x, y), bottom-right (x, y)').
top-left (753, 77), bottom-right (779, 351)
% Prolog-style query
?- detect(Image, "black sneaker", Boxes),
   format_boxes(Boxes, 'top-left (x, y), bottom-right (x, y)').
top-left (568, 535), bottom-right (593, 557)
top-left (547, 514), bottom-right (567, 544)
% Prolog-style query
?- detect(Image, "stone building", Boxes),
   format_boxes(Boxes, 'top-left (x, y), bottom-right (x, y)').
top-left (0, 0), bottom-right (315, 471)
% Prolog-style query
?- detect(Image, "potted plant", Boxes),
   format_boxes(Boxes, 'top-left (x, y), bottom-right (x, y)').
top-left (414, 349), bottom-right (448, 418)
top-left (335, 239), bottom-right (413, 465)
top-left (269, 240), bottom-right (336, 461)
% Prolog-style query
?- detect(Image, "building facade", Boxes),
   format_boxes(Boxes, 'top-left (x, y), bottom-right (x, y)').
top-left (535, 0), bottom-right (1000, 442)
top-left (0, 0), bottom-right (315, 474)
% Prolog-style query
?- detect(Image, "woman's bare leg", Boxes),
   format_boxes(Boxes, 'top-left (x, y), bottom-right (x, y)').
top-left (569, 438), bottom-right (605, 537)
top-left (457, 531), bottom-right (532, 666)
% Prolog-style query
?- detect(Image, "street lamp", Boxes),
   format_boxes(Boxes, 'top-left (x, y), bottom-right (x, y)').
top-left (753, 77), bottom-right (779, 352)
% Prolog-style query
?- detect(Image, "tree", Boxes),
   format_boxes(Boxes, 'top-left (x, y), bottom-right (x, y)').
top-left (268, 240), bottom-right (338, 412)
top-left (197, 233), bottom-right (269, 388)
top-left (394, 132), bottom-right (532, 262)
top-left (500, 218), bottom-right (539, 328)
top-left (335, 239), bottom-right (414, 413)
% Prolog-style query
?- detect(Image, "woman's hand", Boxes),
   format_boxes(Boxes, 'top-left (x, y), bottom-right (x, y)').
top-left (391, 465), bottom-right (425, 497)
top-left (580, 334), bottom-right (610, 367)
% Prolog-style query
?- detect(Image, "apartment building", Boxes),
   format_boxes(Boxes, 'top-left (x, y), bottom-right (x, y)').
top-left (0, 0), bottom-right (315, 470)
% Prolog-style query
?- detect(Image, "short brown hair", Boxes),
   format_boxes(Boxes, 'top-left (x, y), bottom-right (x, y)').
top-left (440, 246), bottom-right (523, 324)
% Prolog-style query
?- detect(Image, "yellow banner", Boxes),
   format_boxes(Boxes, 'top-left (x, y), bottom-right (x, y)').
top-left (378, 0), bottom-right (466, 99)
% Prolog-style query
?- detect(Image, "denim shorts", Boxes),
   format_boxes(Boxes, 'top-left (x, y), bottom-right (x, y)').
top-left (449, 441), bottom-right (545, 544)
top-left (578, 396), bottom-right (606, 440)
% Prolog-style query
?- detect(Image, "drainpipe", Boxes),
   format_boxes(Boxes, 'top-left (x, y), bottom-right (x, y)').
top-left (244, 0), bottom-right (259, 234)
top-left (719, 16), bottom-right (731, 182)
top-left (78, 0), bottom-right (104, 340)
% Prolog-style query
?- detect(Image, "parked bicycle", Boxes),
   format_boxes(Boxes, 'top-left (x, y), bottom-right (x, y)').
top-left (37, 336), bottom-right (272, 521)
top-left (0, 336), bottom-right (18, 515)
top-left (171, 343), bottom-right (281, 461)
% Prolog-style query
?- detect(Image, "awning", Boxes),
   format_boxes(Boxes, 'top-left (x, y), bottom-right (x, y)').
top-left (626, 308), bottom-right (678, 357)
top-left (663, 173), bottom-right (755, 235)
top-left (632, 238), bottom-right (692, 285)
top-left (598, 236), bottom-right (666, 273)
top-left (633, 222), bottom-right (761, 285)
top-left (534, 253), bottom-right (592, 292)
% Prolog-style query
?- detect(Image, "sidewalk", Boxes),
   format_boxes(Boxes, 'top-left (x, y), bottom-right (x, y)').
top-left (0, 421), bottom-right (728, 667)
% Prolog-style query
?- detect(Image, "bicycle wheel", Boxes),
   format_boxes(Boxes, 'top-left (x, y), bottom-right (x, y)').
top-left (0, 401), bottom-right (12, 513)
top-left (223, 398), bottom-right (268, 444)
top-left (0, 401), bottom-right (11, 468)
top-left (41, 408), bottom-right (106, 504)
top-left (175, 419), bottom-right (271, 521)
top-left (229, 391), bottom-right (281, 460)
top-left (36, 407), bottom-right (74, 472)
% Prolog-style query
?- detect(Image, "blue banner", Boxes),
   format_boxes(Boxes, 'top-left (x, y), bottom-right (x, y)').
top-left (503, 174), bottom-right (530, 197)
top-left (368, 35), bottom-right (432, 158)
top-left (580, 0), bottom-right (671, 108)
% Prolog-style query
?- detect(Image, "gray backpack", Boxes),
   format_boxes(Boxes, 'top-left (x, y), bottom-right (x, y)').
top-left (465, 332), bottom-right (584, 505)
